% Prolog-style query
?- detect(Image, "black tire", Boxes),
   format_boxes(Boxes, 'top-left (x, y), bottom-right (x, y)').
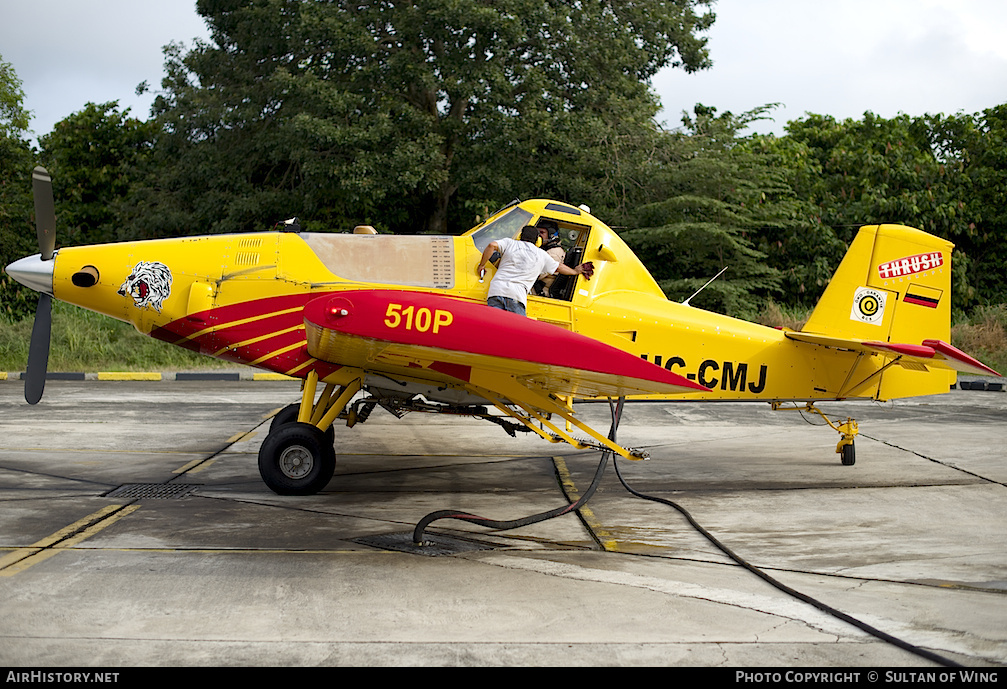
top-left (270, 403), bottom-right (335, 442)
top-left (269, 403), bottom-right (301, 433)
top-left (258, 422), bottom-right (336, 495)
top-left (841, 442), bottom-right (856, 466)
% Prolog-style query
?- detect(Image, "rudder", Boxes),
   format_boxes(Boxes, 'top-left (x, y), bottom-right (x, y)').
top-left (802, 224), bottom-right (955, 397)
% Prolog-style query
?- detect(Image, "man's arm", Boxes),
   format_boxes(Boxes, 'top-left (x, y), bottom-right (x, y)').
top-left (556, 261), bottom-right (594, 279)
top-left (477, 241), bottom-right (500, 274)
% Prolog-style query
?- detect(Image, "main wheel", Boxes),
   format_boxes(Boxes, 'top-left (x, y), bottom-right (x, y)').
top-left (269, 403), bottom-right (301, 432)
top-left (258, 422), bottom-right (336, 495)
top-left (270, 403), bottom-right (335, 442)
top-left (840, 442), bottom-right (856, 466)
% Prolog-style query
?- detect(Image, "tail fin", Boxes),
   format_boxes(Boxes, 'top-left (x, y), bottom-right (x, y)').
top-left (802, 224), bottom-right (956, 397)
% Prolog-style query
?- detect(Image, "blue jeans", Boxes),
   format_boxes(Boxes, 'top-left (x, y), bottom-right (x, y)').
top-left (488, 296), bottom-right (526, 316)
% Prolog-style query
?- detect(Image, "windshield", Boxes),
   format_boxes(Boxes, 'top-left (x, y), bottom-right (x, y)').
top-left (470, 207), bottom-right (533, 252)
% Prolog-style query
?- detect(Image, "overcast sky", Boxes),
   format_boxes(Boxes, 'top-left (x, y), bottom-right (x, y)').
top-left (2, 0), bottom-right (1006, 144)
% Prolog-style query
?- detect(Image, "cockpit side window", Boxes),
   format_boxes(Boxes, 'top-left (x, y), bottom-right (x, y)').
top-left (470, 207), bottom-right (534, 252)
top-left (535, 217), bottom-right (592, 302)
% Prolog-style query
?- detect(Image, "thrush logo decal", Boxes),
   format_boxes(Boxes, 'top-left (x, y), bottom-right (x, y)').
top-left (877, 252), bottom-right (943, 280)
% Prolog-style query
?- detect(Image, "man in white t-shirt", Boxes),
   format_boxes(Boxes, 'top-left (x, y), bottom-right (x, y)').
top-left (476, 225), bottom-right (593, 316)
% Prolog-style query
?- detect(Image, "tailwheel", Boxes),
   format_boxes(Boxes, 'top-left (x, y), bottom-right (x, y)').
top-left (836, 417), bottom-right (858, 466)
top-left (840, 441), bottom-right (856, 466)
top-left (771, 403), bottom-right (860, 467)
top-left (258, 422), bottom-right (336, 495)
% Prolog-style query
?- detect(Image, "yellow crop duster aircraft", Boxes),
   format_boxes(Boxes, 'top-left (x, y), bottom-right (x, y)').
top-left (6, 167), bottom-right (999, 498)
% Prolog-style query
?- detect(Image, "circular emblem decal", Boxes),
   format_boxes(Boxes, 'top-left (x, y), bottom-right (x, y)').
top-left (850, 287), bottom-right (886, 325)
top-left (858, 293), bottom-right (880, 318)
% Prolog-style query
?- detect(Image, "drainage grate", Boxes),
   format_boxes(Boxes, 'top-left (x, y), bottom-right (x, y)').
top-left (353, 532), bottom-right (497, 556)
top-left (105, 483), bottom-right (199, 499)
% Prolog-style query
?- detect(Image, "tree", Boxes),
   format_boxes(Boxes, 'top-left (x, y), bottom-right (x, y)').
top-left (783, 110), bottom-right (990, 311)
top-left (139, 0), bottom-right (716, 237)
top-left (927, 105), bottom-right (1007, 307)
top-left (742, 132), bottom-right (847, 306)
top-left (39, 102), bottom-right (156, 245)
top-left (621, 104), bottom-right (824, 319)
top-left (0, 53), bottom-right (37, 320)
top-left (0, 55), bottom-right (30, 140)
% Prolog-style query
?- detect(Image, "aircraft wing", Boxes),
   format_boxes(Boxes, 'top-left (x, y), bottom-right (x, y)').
top-left (785, 331), bottom-right (1001, 377)
top-left (302, 290), bottom-right (710, 399)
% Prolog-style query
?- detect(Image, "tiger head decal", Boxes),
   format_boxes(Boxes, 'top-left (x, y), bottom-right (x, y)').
top-left (118, 261), bottom-right (172, 312)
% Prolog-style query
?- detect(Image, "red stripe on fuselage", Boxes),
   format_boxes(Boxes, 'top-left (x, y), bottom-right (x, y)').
top-left (209, 326), bottom-right (306, 364)
top-left (152, 293), bottom-right (323, 377)
top-left (151, 291), bottom-right (484, 380)
top-left (152, 293), bottom-right (317, 343)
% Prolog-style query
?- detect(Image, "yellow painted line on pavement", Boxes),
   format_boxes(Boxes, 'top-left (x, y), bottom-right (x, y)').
top-left (0, 504), bottom-right (141, 576)
top-left (553, 456), bottom-right (619, 552)
top-left (97, 372), bottom-right (162, 381)
top-left (254, 373), bottom-right (296, 381)
top-left (181, 460), bottom-right (215, 474)
top-left (172, 458), bottom-right (214, 474)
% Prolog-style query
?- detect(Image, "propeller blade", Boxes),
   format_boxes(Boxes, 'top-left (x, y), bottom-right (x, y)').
top-left (32, 166), bottom-right (56, 261)
top-left (24, 167), bottom-right (57, 404)
top-left (25, 293), bottom-right (52, 405)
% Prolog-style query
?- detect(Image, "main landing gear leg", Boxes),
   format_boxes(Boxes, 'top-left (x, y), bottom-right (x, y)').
top-left (772, 402), bottom-right (859, 466)
top-left (258, 369), bottom-right (363, 495)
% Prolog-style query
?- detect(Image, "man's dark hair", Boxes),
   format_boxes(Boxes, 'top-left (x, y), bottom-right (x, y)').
top-left (520, 225), bottom-right (540, 242)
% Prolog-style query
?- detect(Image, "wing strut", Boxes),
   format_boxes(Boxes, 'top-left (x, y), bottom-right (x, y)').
top-left (463, 370), bottom-right (649, 460)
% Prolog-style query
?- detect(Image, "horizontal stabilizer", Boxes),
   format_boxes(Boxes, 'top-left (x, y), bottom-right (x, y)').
top-left (920, 339), bottom-right (1002, 377)
top-left (785, 331), bottom-right (1000, 377)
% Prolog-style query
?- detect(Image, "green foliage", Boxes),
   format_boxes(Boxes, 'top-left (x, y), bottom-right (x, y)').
top-left (780, 109), bottom-right (1000, 310)
top-left (38, 101), bottom-right (156, 245)
top-left (741, 133), bottom-right (846, 305)
top-left (784, 112), bottom-right (965, 241)
top-left (622, 104), bottom-right (819, 319)
top-left (0, 54), bottom-right (37, 321)
top-left (0, 135), bottom-right (36, 320)
top-left (131, 0), bottom-right (716, 237)
top-left (932, 105), bottom-right (1007, 306)
top-left (0, 301), bottom-right (231, 372)
top-left (950, 304), bottom-right (1007, 376)
top-left (0, 53), bottom-right (30, 138)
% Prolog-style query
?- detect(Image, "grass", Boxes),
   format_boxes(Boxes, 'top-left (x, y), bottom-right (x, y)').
top-left (0, 301), bottom-right (233, 372)
top-left (756, 301), bottom-right (810, 331)
top-left (950, 305), bottom-right (1007, 375)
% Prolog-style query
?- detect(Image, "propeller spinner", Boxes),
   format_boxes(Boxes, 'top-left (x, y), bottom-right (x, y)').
top-left (4, 167), bottom-right (57, 404)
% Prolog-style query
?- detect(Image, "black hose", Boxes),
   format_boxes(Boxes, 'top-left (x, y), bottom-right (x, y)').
top-left (412, 399), bottom-right (624, 545)
top-left (414, 397), bottom-right (959, 665)
top-left (611, 455), bottom-right (963, 668)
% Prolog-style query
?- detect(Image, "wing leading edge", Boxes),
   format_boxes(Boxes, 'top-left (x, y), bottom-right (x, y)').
top-left (302, 290), bottom-right (709, 398)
